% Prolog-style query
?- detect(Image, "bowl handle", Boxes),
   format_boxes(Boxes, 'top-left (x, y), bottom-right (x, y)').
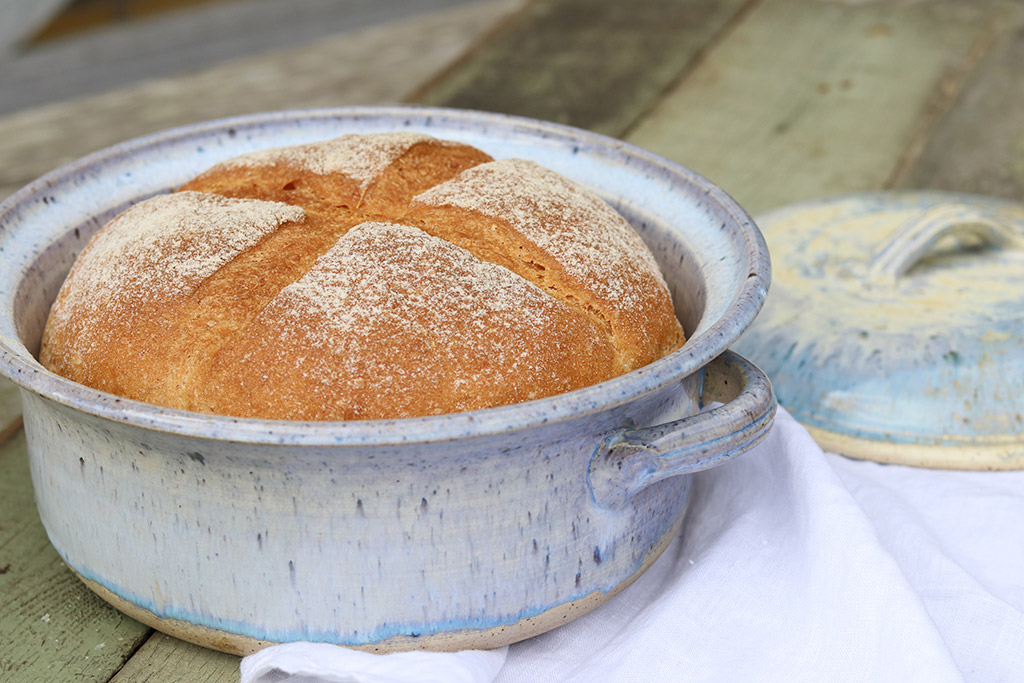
top-left (588, 350), bottom-right (776, 509)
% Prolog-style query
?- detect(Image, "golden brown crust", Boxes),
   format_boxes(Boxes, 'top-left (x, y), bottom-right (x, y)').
top-left (41, 133), bottom-right (685, 420)
top-left (198, 222), bottom-right (619, 420)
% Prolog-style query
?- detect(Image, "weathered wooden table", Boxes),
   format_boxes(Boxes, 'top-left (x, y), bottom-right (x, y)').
top-left (3, 0), bottom-right (1023, 679)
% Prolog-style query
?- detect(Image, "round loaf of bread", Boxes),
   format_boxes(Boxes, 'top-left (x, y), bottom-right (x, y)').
top-left (39, 133), bottom-right (685, 420)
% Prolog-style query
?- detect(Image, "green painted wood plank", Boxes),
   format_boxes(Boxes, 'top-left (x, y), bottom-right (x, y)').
top-left (3, 0), bottom-right (511, 116)
top-left (894, 3), bottom-right (1024, 197)
top-left (626, 0), bottom-right (1000, 215)
top-left (413, 0), bottom-right (753, 136)
top-left (0, 0), bottom-right (522, 200)
top-left (108, 633), bottom-right (239, 683)
top-left (0, 430), bottom-right (152, 682)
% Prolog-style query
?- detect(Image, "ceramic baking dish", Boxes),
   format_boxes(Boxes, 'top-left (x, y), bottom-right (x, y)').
top-left (0, 107), bottom-right (774, 654)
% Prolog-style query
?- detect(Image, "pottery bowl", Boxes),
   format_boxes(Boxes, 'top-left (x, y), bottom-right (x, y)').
top-left (0, 107), bottom-right (774, 654)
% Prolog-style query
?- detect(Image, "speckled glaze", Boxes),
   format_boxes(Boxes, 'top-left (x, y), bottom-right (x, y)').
top-left (0, 107), bottom-right (773, 653)
top-left (734, 191), bottom-right (1024, 470)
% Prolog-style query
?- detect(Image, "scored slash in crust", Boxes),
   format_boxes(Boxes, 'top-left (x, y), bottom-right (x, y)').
top-left (40, 133), bottom-right (685, 420)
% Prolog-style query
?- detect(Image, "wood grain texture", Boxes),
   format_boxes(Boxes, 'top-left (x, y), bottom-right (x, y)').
top-left (0, 430), bottom-right (152, 682)
top-left (0, 0), bottom-right (522, 200)
top-left (1, 0), bottom-right (498, 115)
top-left (626, 0), bottom-right (1000, 214)
top-left (894, 3), bottom-right (1024, 197)
top-left (108, 632), bottom-right (239, 683)
top-left (413, 0), bottom-right (753, 136)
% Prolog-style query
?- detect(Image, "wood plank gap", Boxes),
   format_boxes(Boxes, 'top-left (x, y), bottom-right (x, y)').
top-left (31, 0), bottom-right (239, 44)
top-left (618, 0), bottom-right (765, 141)
top-left (411, 0), bottom-right (754, 137)
top-left (106, 632), bottom-right (240, 682)
top-left (0, 378), bottom-right (24, 433)
top-left (0, 416), bottom-right (24, 447)
top-left (104, 627), bottom-right (158, 683)
top-left (889, 0), bottom-right (1024, 198)
top-left (0, 0), bottom-right (521, 200)
top-left (625, 0), bottom-right (998, 215)
top-left (0, 0), bottom-right (496, 116)
top-left (885, 24), bottom-right (1004, 190)
top-left (405, 0), bottom-right (537, 104)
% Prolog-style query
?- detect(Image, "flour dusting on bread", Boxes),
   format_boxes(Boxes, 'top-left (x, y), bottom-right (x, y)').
top-left (274, 221), bottom-right (558, 345)
top-left (203, 220), bottom-right (620, 418)
top-left (41, 133), bottom-right (685, 420)
top-left (52, 191), bottom-right (304, 319)
top-left (224, 133), bottom-right (454, 190)
top-left (412, 158), bottom-right (666, 305)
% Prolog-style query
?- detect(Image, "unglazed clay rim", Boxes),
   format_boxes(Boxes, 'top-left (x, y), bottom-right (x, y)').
top-left (0, 106), bottom-right (770, 445)
top-left (806, 424), bottom-right (1024, 470)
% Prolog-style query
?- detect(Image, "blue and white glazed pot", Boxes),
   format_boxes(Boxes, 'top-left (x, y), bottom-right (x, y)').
top-left (0, 108), bottom-right (774, 654)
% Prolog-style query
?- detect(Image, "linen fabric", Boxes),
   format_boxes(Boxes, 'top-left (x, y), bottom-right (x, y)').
top-left (241, 407), bottom-right (1024, 683)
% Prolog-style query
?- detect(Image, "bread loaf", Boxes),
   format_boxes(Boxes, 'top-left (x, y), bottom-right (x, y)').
top-left (40, 133), bottom-right (685, 420)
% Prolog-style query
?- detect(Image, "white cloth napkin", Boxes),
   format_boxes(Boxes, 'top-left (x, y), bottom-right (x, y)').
top-left (241, 407), bottom-right (1024, 683)
top-left (240, 644), bottom-right (508, 683)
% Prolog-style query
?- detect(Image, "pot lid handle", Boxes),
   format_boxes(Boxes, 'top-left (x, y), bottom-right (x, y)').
top-left (865, 204), bottom-right (1024, 285)
top-left (587, 350), bottom-right (776, 510)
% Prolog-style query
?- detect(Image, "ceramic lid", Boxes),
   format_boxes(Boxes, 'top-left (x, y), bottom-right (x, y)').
top-left (734, 191), bottom-right (1024, 470)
